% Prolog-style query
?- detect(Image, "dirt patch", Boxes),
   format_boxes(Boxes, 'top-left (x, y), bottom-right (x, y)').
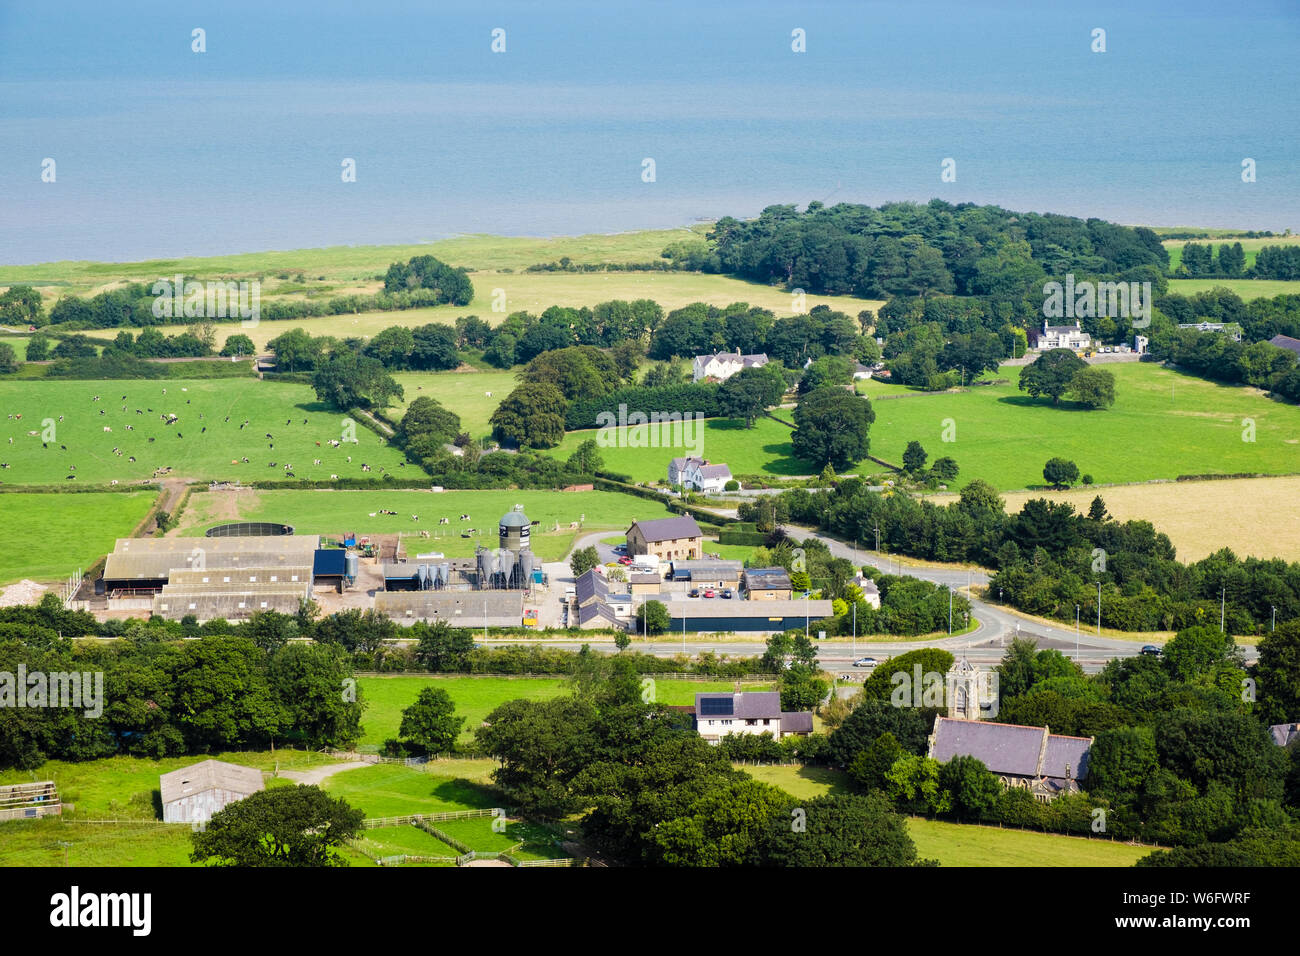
top-left (0, 579), bottom-right (48, 607)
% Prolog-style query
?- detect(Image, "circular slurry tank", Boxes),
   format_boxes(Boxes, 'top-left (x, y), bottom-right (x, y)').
top-left (205, 522), bottom-right (295, 538)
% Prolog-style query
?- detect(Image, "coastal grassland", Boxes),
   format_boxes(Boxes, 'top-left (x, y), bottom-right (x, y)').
top-left (1165, 278), bottom-right (1300, 300)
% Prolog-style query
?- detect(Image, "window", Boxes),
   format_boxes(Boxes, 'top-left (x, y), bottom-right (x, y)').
top-left (223, 576), bottom-right (231, 583)
top-left (249, 576), bottom-right (257, 582)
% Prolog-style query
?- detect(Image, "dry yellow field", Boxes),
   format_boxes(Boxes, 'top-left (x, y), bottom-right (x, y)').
top-left (938, 476), bottom-right (1300, 563)
top-left (108, 270), bottom-right (883, 352)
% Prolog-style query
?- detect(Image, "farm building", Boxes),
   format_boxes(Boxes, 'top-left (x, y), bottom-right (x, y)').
top-left (741, 567), bottom-right (793, 600)
top-left (375, 589), bottom-right (525, 627)
top-left (629, 572), bottom-right (661, 596)
top-left (0, 781), bottom-right (62, 821)
top-left (626, 516), bottom-right (703, 562)
top-left (160, 759), bottom-right (263, 824)
top-left (668, 559), bottom-right (743, 589)
top-left (102, 534), bottom-right (321, 592)
top-left (153, 585), bottom-right (310, 622)
top-left (664, 598), bottom-right (834, 633)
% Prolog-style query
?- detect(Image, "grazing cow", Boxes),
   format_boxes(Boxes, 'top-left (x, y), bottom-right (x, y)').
top-left (65, 475), bottom-right (75, 480)
top-left (460, 514), bottom-right (470, 520)
top-left (103, 426), bottom-right (112, 432)
top-left (330, 474), bottom-right (338, 480)
top-left (128, 456), bottom-right (136, 463)
top-left (439, 517), bottom-right (449, 525)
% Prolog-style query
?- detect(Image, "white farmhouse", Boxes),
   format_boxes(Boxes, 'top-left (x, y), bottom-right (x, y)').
top-left (692, 351), bottom-right (769, 383)
top-left (668, 456), bottom-right (736, 493)
top-left (694, 691), bottom-right (813, 743)
top-left (1038, 319), bottom-right (1091, 352)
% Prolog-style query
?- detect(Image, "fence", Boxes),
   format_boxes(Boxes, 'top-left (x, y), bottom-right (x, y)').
top-left (362, 808), bottom-right (500, 829)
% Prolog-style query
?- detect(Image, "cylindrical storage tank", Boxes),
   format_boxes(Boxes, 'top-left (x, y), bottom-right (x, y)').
top-left (345, 553), bottom-right (359, 579)
top-left (438, 563), bottom-right (450, 588)
top-left (498, 504), bottom-right (531, 552)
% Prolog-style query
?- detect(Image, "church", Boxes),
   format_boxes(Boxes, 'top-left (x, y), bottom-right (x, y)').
top-left (929, 660), bottom-right (1093, 802)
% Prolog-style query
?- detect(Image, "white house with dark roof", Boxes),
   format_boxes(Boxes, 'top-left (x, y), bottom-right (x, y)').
top-left (1037, 319), bottom-right (1091, 352)
top-left (692, 351), bottom-right (769, 383)
top-left (927, 716), bottom-right (1093, 801)
top-left (668, 456), bottom-right (736, 493)
top-left (694, 691), bottom-right (813, 743)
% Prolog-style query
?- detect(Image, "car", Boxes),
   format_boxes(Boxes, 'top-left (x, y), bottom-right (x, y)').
top-left (1140, 645), bottom-right (1162, 656)
top-left (618, 556), bottom-right (633, 565)
top-left (853, 657), bottom-right (878, 667)
top-left (721, 588), bottom-right (733, 599)
top-left (612, 545), bottom-right (626, 554)
top-left (689, 588), bottom-right (700, 598)
top-left (703, 589), bottom-right (716, 598)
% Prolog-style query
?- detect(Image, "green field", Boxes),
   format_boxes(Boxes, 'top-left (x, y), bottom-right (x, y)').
top-left (858, 361), bottom-right (1300, 490)
top-left (744, 764), bottom-right (1147, 866)
top-left (175, 487), bottom-right (678, 558)
top-left (547, 416), bottom-right (817, 481)
top-left (388, 368), bottom-right (519, 439)
top-left (356, 675), bottom-right (774, 749)
top-left (0, 378), bottom-right (408, 486)
top-left (0, 490), bottom-right (155, 584)
top-left (322, 760), bottom-right (500, 817)
top-left (1163, 233), bottom-right (1300, 271)
top-left (1165, 278), bottom-right (1300, 300)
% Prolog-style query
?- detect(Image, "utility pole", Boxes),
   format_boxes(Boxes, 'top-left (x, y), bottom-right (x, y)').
top-left (1096, 582), bottom-right (1101, 636)
top-left (852, 602), bottom-right (857, 658)
top-left (948, 587), bottom-right (953, 635)
top-left (1273, 606), bottom-right (1277, 632)
top-left (1220, 587), bottom-right (1226, 633)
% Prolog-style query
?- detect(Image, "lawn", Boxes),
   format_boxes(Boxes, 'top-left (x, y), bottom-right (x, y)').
top-left (858, 361), bottom-right (1300, 490)
top-left (546, 416), bottom-right (818, 482)
top-left (1162, 233), bottom-right (1300, 271)
top-left (0, 378), bottom-right (408, 486)
top-left (356, 675), bottom-right (774, 750)
top-left (0, 490), bottom-right (156, 584)
top-left (175, 487), bottom-right (678, 559)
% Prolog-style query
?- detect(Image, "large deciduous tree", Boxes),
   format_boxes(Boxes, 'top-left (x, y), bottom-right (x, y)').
top-left (1019, 348), bottom-right (1087, 403)
top-left (791, 387), bottom-right (875, 470)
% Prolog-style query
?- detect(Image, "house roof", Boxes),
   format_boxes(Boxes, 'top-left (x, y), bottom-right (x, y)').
top-left (629, 515), bottom-right (702, 542)
top-left (696, 464), bottom-right (733, 480)
top-left (929, 717), bottom-right (1091, 782)
top-left (574, 568), bottom-right (609, 605)
top-left (630, 573), bottom-right (661, 585)
top-left (696, 691), bottom-right (782, 720)
top-left (664, 599), bottom-right (834, 618)
top-left (1270, 723), bottom-right (1300, 747)
top-left (1269, 334), bottom-right (1300, 356)
top-left (669, 560), bottom-right (744, 579)
top-left (578, 601), bottom-right (623, 627)
top-left (781, 711), bottom-right (815, 734)
top-left (743, 567), bottom-right (793, 590)
top-left (159, 759), bottom-right (263, 805)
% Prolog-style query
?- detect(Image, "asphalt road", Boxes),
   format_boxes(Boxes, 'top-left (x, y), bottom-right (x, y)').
top-left (533, 522), bottom-right (1258, 672)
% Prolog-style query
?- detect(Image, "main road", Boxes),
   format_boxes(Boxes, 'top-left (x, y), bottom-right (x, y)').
top-left (523, 523), bottom-right (1257, 674)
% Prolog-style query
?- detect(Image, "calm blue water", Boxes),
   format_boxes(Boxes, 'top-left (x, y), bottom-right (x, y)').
top-left (0, 0), bottom-right (1297, 265)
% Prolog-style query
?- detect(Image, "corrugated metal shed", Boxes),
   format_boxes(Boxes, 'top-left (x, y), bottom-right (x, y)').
top-left (104, 535), bottom-right (320, 583)
top-left (165, 567), bottom-right (312, 588)
top-left (376, 590), bottom-right (524, 627)
top-left (160, 759), bottom-right (263, 824)
top-left (153, 590), bottom-right (307, 620)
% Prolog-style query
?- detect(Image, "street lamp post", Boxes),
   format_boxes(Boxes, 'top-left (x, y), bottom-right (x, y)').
top-left (1075, 604), bottom-right (1080, 662)
top-left (948, 587), bottom-right (953, 635)
top-left (1220, 587), bottom-right (1226, 634)
top-left (852, 602), bottom-right (857, 658)
top-left (1096, 582), bottom-right (1101, 636)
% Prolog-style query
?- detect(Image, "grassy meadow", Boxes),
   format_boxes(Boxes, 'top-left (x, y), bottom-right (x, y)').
top-left (858, 361), bottom-right (1300, 490)
top-left (1165, 278), bottom-right (1300, 300)
top-left (355, 675), bottom-right (775, 749)
top-left (0, 378), bottom-right (407, 486)
top-left (1162, 233), bottom-right (1300, 271)
top-left (0, 490), bottom-right (156, 584)
top-left (174, 487), bottom-right (678, 558)
top-left (388, 367), bottom-right (518, 439)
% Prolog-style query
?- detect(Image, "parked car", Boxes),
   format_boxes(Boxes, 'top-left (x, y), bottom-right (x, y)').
top-left (612, 545), bottom-right (626, 554)
top-left (721, 588), bottom-right (733, 599)
top-left (618, 556), bottom-right (633, 565)
top-left (853, 657), bottom-right (878, 667)
top-left (689, 588), bottom-right (700, 598)
top-left (1140, 645), bottom-right (1162, 656)
top-left (703, 589), bottom-right (716, 598)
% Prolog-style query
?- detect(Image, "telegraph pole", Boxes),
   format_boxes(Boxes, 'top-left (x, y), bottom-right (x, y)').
top-left (1096, 582), bottom-right (1101, 635)
top-left (1075, 604), bottom-right (1080, 662)
top-left (1220, 587), bottom-right (1226, 633)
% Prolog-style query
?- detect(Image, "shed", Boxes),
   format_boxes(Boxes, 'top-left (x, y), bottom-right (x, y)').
top-left (160, 759), bottom-right (263, 824)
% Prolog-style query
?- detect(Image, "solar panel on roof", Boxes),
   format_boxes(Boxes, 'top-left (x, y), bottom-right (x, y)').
top-left (700, 697), bottom-right (733, 716)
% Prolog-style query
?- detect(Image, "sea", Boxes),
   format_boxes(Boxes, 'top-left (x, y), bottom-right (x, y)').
top-left (0, 0), bottom-right (1297, 265)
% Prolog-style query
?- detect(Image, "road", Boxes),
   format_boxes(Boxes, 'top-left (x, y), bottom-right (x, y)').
top-left (542, 522), bottom-right (1257, 672)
